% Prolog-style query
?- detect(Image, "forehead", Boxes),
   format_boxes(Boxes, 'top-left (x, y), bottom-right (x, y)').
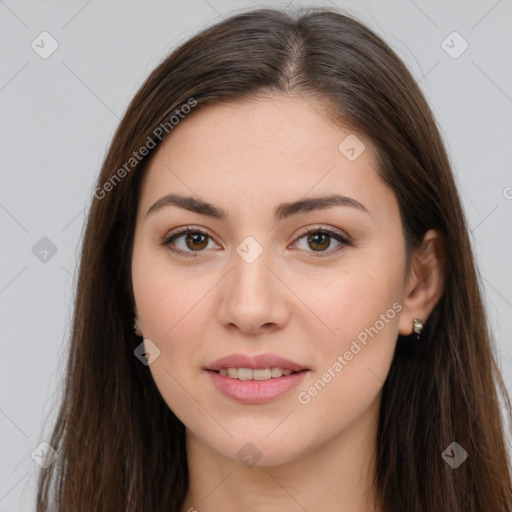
top-left (138, 95), bottom-right (397, 224)
top-left (157, 95), bottom-right (364, 158)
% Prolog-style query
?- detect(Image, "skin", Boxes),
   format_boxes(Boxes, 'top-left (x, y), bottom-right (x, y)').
top-left (131, 94), bottom-right (445, 512)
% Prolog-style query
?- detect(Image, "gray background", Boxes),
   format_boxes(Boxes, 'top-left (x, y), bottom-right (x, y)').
top-left (1, 0), bottom-right (511, 510)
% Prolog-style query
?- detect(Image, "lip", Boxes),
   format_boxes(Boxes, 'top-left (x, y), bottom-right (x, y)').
top-left (205, 352), bottom-right (309, 372)
top-left (206, 369), bottom-right (309, 404)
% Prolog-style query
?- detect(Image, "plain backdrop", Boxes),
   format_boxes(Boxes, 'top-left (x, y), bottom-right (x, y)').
top-left (1, 0), bottom-right (511, 510)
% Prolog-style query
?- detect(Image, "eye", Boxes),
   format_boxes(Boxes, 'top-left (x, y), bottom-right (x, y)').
top-left (291, 226), bottom-right (351, 258)
top-left (161, 225), bottom-right (351, 258)
top-left (161, 226), bottom-right (218, 258)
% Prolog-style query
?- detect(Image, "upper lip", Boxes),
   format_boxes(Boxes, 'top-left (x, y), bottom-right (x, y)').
top-left (205, 353), bottom-right (309, 372)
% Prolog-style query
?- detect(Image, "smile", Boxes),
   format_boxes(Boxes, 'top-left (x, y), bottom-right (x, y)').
top-left (216, 367), bottom-right (297, 380)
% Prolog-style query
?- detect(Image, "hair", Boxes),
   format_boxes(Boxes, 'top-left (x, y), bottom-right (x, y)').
top-left (36, 6), bottom-right (512, 512)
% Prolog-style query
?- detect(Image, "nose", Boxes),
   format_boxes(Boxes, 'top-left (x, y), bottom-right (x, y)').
top-left (216, 246), bottom-right (291, 336)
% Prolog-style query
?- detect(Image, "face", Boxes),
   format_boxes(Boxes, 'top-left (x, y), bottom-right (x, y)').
top-left (131, 95), bottom-right (409, 467)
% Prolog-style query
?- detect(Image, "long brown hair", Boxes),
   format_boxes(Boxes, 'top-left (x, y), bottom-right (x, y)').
top-left (36, 6), bottom-right (512, 511)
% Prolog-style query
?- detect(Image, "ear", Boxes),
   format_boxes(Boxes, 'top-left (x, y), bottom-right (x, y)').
top-left (133, 304), bottom-right (143, 337)
top-left (398, 229), bottom-right (446, 336)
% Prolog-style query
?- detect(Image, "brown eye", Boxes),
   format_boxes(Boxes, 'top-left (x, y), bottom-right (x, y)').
top-left (293, 227), bottom-right (351, 258)
top-left (162, 228), bottom-right (216, 257)
top-left (307, 232), bottom-right (331, 251)
top-left (184, 232), bottom-right (208, 251)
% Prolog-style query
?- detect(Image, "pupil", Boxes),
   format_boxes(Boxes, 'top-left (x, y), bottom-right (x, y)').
top-left (309, 233), bottom-right (329, 251)
top-left (186, 233), bottom-right (207, 250)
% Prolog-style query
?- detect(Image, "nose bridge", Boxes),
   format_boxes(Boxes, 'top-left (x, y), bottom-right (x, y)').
top-left (231, 236), bottom-right (275, 307)
top-left (218, 235), bottom-right (289, 332)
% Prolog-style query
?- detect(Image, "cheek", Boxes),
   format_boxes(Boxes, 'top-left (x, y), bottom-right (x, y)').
top-left (131, 250), bottom-right (215, 404)
top-left (132, 258), bottom-right (211, 422)
top-left (295, 247), bottom-right (404, 408)
top-left (305, 251), bottom-right (404, 352)
top-left (132, 242), bottom-right (210, 341)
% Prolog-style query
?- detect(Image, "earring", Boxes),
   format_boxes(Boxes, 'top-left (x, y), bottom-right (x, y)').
top-left (412, 318), bottom-right (424, 340)
top-left (133, 321), bottom-right (137, 331)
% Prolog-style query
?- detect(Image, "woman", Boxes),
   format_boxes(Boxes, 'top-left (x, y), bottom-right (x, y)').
top-left (36, 6), bottom-right (512, 511)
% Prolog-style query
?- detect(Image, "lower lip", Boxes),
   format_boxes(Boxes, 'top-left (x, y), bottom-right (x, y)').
top-left (206, 370), bottom-right (308, 404)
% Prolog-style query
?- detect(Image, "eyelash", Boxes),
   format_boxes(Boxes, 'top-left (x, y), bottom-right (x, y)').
top-left (161, 225), bottom-right (352, 259)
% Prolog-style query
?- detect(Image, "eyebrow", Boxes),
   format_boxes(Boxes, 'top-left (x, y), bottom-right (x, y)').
top-left (146, 193), bottom-right (371, 222)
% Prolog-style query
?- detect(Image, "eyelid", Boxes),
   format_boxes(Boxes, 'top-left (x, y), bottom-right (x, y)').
top-left (164, 224), bottom-right (217, 241)
top-left (161, 225), bottom-right (220, 257)
top-left (293, 224), bottom-right (352, 244)
top-left (289, 225), bottom-right (352, 258)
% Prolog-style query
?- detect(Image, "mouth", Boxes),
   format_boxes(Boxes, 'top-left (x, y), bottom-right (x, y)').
top-left (208, 367), bottom-right (306, 380)
top-left (204, 353), bottom-right (310, 403)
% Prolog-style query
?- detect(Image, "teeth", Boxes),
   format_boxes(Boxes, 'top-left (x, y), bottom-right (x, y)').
top-left (218, 367), bottom-right (296, 380)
